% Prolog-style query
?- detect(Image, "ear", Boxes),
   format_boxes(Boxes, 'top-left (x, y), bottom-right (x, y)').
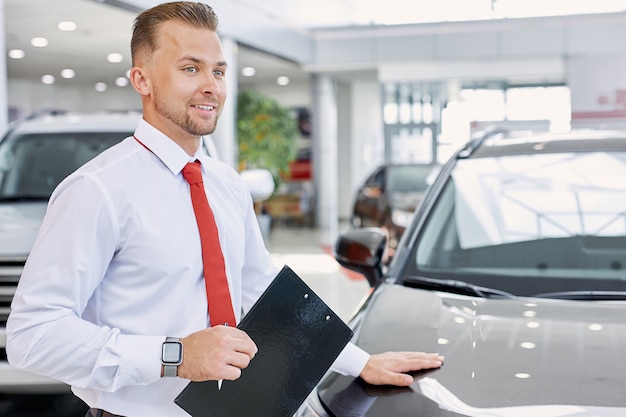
top-left (129, 66), bottom-right (151, 96)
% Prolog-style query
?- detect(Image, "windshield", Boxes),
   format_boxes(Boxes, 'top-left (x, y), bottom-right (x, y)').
top-left (388, 165), bottom-right (437, 193)
top-left (0, 132), bottom-right (126, 199)
top-left (410, 150), bottom-right (626, 296)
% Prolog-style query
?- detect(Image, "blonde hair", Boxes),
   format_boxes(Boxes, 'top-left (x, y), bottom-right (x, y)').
top-left (131, 1), bottom-right (219, 65)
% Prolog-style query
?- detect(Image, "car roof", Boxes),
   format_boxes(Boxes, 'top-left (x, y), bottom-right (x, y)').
top-left (5, 111), bottom-right (142, 135)
top-left (2, 111), bottom-right (221, 160)
top-left (462, 127), bottom-right (626, 158)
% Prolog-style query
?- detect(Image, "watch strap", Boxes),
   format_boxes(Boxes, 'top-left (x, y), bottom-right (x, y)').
top-left (162, 337), bottom-right (182, 377)
top-left (163, 363), bottom-right (178, 377)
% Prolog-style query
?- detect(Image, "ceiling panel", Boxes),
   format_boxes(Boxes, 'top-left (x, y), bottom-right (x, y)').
top-left (4, 0), bottom-right (308, 90)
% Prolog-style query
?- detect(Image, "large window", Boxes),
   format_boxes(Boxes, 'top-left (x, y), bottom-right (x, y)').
top-left (383, 83), bottom-right (440, 165)
top-left (384, 83), bottom-right (572, 165)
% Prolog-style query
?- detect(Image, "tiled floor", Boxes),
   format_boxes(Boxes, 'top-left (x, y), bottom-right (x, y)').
top-left (265, 225), bottom-right (371, 322)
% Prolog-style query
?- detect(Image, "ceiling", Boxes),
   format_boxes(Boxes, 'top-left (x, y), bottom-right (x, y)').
top-left (4, 0), bottom-right (309, 91)
top-left (5, 0), bottom-right (626, 93)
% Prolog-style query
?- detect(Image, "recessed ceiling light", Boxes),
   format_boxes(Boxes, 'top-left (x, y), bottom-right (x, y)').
top-left (107, 53), bottom-right (124, 63)
top-left (115, 77), bottom-right (129, 87)
top-left (95, 82), bottom-right (107, 92)
top-left (277, 76), bottom-right (290, 86)
top-left (241, 67), bottom-right (256, 77)
top-left (41, 75), bottom-right (55, 85)
top-left (31, 37), bottom-right (49, 48)
top-left (58, 21), bottom-right (77, 31)
top-left (61, 69), bottom-right (75, 79)
top-left (8, 49), bottom-right (25, 59)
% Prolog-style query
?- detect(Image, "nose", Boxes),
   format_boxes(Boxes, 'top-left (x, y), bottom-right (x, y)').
top-left (202, 72), bottom-right (222, 95)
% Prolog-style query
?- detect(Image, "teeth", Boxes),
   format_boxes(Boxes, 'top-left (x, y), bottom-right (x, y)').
top-left (194, 105), bottom-right (214, 111)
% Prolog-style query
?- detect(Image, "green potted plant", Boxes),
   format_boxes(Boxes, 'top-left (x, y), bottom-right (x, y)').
top-left (237, 88), bottom-right (299, 239)
top-left (237, 88), bottom-right (299, 187)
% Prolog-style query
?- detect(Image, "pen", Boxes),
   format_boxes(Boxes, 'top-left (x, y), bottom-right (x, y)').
top-left (217, 322), bottom-right (228, 390)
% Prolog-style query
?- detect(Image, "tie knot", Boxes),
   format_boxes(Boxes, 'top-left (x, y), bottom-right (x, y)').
top-left (182, 161), bottom-right (203, 185)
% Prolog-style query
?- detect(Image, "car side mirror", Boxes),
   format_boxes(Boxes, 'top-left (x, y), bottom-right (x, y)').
top-left (240, 168), bottom-right (275, 202)
top-left (334, 228), bottom-right (387, 288)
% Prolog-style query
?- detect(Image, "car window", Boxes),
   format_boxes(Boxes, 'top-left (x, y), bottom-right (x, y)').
top-left (0, 132), bottom-right (127, 199)
top-left (388, 165), bottom-right (436, 193)
top-left (410, 150), bottom-right (626, 295)
top-left (363, 167), bottom-right (384, 189)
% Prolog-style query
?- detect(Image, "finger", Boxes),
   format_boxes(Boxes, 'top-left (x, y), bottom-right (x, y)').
top-left (231, 334), bottom-right (258, 359)
top-left (391, 352), bottom-right (444, 371)
top-left (213, 326), bottom-right (258, 358)
top-left (220, 364), bottom-right (243, 381)
top-left (228, 350), bottom-right (253, 370)
top-left (385, 370), bottom-right (414, 386)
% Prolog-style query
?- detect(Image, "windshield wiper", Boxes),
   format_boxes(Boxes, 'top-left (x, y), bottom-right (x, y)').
top-left (0, 195), bottom-right (49, 202)
top-left (403, 276), bottom-right (516, 299)
top-left (533, 290), bottom-right (626, 300)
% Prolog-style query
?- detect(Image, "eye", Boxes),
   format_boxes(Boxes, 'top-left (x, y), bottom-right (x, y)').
top-left (213, 69), bottom-right (225, 77)
top-left (183, 67), bottom-right (198, 73)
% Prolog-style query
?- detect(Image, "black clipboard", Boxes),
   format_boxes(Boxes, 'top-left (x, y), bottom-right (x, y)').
top-left (174, 265), bottom-right (354, 417)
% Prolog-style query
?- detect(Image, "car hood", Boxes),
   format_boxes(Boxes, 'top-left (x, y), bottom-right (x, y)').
top-left (317, 284), bottom-right (626, 417)
top-left (0, 202), bottom-right (47, 257)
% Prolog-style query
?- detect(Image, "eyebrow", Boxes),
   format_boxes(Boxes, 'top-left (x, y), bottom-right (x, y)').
top-left (178, 55), bottom-right (228, 68)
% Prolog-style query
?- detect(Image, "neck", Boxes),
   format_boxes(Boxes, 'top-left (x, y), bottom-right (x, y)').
top-left (177, 136), bottom-right (202, 157)
top-left (142, 113), bottom-right (201, 156)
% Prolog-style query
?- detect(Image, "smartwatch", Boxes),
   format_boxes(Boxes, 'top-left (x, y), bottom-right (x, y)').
top-left (161, 337), bottom-right (183, 377)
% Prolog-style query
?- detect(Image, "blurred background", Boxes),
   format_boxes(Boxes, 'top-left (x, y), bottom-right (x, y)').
top-left (5, 0), bottom-right (626, 245)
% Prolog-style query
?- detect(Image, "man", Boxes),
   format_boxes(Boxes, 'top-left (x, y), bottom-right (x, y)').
top-left (6, 2), bottom-right (443, 416)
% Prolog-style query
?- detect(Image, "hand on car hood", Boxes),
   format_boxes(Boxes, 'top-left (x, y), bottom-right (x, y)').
top-left (0, 202), bottom-right (47, 256)
top-left (315, 284), bottom-right (626, 416)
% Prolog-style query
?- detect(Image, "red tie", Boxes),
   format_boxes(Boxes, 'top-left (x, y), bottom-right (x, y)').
top-left (182, 160), bottom-right (236, 327)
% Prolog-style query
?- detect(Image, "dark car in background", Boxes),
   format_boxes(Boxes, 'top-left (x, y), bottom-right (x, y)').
top-left (351, 164), bottom-right (439, 254)
top-left (296, 128), bottom-right (626, 417)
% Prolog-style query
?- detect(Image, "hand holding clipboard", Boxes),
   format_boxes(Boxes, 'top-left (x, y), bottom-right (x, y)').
top-left (175, 265), bottom-right (354, 417)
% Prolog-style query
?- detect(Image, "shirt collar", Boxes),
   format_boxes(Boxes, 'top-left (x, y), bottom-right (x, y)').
top-left (133, 118), bottom-right (205, 175)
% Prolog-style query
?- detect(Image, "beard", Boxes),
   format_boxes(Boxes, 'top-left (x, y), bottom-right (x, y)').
top-left (153, 90), bottom-right (219, 136)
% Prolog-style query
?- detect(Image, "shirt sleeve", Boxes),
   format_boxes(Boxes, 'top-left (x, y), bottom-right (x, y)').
top-left (329, 342), bottom-right (370, 377)
top-left (6, 174), bottom-right (163, 391)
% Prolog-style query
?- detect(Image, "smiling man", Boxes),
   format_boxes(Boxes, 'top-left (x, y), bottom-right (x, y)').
top-left (6, 2), bottom-right (443, 416)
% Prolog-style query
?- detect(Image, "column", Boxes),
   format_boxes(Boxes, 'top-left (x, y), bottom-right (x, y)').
top-left (311, 74), bottom-right (339, 246)
top-left (213, 37), bottom-right (238, 169)
top-left (0, 0), bottom-right (8, 132)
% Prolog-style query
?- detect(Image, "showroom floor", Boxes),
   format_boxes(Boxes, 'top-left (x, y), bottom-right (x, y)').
top-left (266, 224), bottom-right (371, 322)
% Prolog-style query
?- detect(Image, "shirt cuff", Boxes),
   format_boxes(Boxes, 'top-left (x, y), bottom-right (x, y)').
top-left (329, 342), bottom-right (370, 377)
top-left (118, 334), bottom-right (165, 385)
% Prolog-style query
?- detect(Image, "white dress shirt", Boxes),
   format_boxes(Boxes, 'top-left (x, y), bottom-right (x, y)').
top-left (6, 119), bottom-right (368, 416)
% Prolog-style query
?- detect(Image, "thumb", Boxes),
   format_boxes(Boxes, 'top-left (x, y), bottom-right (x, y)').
top-left (388, 371), bottom-right (413, 386)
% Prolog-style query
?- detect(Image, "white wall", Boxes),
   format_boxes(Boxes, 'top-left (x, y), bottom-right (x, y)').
top-left (8, 78), bottom-right (140, 120)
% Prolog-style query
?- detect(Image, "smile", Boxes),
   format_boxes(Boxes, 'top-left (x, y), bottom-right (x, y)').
top-left (192, 105), bottom-right (215, 111)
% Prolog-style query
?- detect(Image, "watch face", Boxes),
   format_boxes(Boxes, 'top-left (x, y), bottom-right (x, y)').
top-left (162, 342), bottom-right (183, 364)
